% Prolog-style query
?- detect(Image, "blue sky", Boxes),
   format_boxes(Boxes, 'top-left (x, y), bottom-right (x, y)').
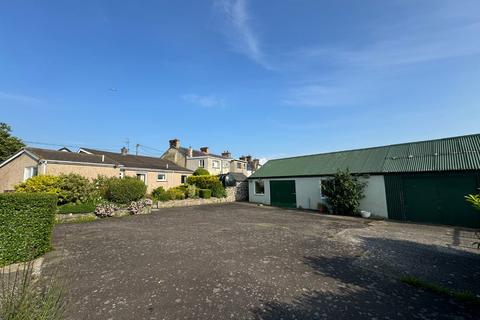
top-left (1, 0), bottom-right (479, 161)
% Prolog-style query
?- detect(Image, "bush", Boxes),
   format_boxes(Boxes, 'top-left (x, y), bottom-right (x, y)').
top-left (211, 183), bottom-right (226, 198)
top-left (93, 175), bottom-right (114, 199)
top-left (15, 174), bottom-right (96, 205)
top-left (57, 173), bottom-right (95, 204)
top-left (466, 193), bottom-right (480, 211)
top-left (193, 168), bottom-right (210, 176)
top-left (14, 176), bottom-right (65, 200)
top-left (106, 177), bottom-right (147, 204)
top-left (57, 201), bottom-right (97, 214)
top-left (166, 186), bottom-right (186, 200)
top-left (199, 189), bottom-right (211, 199)
top-left (0, 193), bottom-right (57, 266)
top-left (187, 175), bottom-right (222, 190)
top-left (151, 186), bottom-right (167, 202)
top-left (186, 184), bottom-right (198, 199)
top-left (322, 170), bottom-right (366, 216)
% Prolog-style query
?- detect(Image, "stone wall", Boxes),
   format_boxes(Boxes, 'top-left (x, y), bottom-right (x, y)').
top-left (233, 182), bottom-right (248, 201)
top-left (156, 196), bottom-right (235, 208)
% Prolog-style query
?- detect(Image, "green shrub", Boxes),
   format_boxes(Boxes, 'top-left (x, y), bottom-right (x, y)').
top-left (193, 168), bottom-right (210, 176)
top-left (57, 173), bottom-right (95, 204)
top-left (158, 192), bottom-right (172, 202)
top-left (322, 170), bottom-right (366, 216)
top-left (14, 176), bottom-right (65, 200)
top-left (211, 183), bottom-right (226, 198)
top-left (187, 175), bottom-right (222, 190)
top-left (166, 187), bottom-right (186, 200)
top-left (93, 175), bottom-right (114, 199)
top-left (15, 174), bottom-right (96, 205)
top-left (57, 201), bottom-right (97, 214)
top-left (186, 184), bottom-right (198, 199)
top-left (0, 193), bottom-right (57, 266)
top-left (106, 177), bottom-right (147, 204)
top-left (151, 186), bottom-right (167, 202)
top-left (466, 193), bottom-right (480, 211)
top-left (199, 189), bottom-right (211, 199)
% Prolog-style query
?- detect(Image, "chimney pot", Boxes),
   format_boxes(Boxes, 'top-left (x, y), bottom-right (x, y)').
top-left (222, 151), bottom-right (231, 158)
top-left (169, 139), bottom-right (180, 149)
top-left (121, 147), bottom-right (129, 155)
top-left (200, 147), bottom-right (209, 154)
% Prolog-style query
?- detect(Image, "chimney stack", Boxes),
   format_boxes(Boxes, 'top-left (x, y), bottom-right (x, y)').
top-left (187, 146), bottom-right (193, 157)
top-left (252, 158), bottom-right (260, 170)
top-left (246, 155), bottom-right (252, 162)
top-left (121, 147), bottom-right (129, 155)
top-left (222, 151), bottom-right (231, 158)
top-left (200, 147), bottom-right (209, 154)
top-left (239, 155), bottom-right (247, 161)
top-left (169, 139), bottom-right (180, 149)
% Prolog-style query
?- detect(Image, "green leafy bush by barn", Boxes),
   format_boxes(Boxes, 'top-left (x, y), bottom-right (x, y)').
top-left (105, 177), bottom-right (147, 204)
top-left (199, 189), bottom-right (211, 199)
top-left (322, 169), bottom-right (366, 216)
top-left (193, 168), bottom-right (210, 176)
top-left (0, 193), bottom-right (57, 266)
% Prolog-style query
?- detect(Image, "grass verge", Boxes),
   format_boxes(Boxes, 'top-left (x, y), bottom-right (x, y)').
top-left (1, 260), bottom-right (66, 319)
top-left (400, 276), bottom-right (480, 304)
top-left (56, 215), bottom-right (97, 224)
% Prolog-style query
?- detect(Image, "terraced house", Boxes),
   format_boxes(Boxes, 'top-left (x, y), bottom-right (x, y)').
top-left (0, 147), bottom-right (192, 193)
top-left (249, 134), bottom-right (480, 228)
top-left (161, 139), bottom-right (260, 176)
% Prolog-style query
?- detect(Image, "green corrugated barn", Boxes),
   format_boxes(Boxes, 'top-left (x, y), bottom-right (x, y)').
top-left (249, 134), bottom-right (480, 228)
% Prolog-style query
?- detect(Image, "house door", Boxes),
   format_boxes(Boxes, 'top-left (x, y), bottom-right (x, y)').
top-left (270, 180), bottom-right (296, 208)
top-left (136, 173), bottom-right (146, 184)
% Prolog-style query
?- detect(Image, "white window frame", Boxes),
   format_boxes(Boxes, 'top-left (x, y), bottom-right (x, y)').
top-left (199, 159), bottom-right (205, 168)
top-left (136, 173), bottom-right (147, 184)
top-left (156, 172), bottom-right (167, 182)
top-left (119, 170), bottom-right (125, 179)
top-left (212, 160), bottom-right (220, 169)
top-left (223, 161), bottom-right (229, 168)
top-left (237, 162), bottom-right (242, 169)
top-left (23, 166), bottom-right (38, 181)
top-left (254, 180), bottom-right (265, 195)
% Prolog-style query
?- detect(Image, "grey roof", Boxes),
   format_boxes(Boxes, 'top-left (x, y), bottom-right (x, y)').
top-left (250, 134), bottom-right (480, 178)
top-left (177, 147), bottom-right (225, 159)
top-left (27, 148), bottom-right (117, 165)
top-left (230, 172), bottom-right (247, 182)
top-left (81, 148), bottom-right (192, 172)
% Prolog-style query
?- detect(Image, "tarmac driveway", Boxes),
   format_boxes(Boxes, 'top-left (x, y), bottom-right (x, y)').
top-left (46, 203), bottom-right (480, 319)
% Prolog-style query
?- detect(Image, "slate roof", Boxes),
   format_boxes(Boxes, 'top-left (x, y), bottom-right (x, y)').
top-left (177, 147), bottom-right (225, 159)
top-left (230, 172), bottom-right (248, 182)
top-left (81, 148), bottom-right (191, 172)
top-left (250, 134), bottom-right (480, 178)
top-left (26, 148), bottom-right (117, 165)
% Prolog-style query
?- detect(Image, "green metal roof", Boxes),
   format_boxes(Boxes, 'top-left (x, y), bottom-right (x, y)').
top-left (250, 134), bottom-right (480, 178)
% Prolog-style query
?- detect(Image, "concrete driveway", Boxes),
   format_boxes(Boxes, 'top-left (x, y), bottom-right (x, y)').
top-left (46, 203), bottom-right (480, 319)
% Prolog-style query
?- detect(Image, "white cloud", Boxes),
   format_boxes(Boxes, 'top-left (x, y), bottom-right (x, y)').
top-left (214, 0), bottom-right (270, 69)
top-left (181, 94), bottom-right (225, 108)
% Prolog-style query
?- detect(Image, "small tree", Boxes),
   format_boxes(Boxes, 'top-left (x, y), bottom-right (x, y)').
top-left (465, 190), bottom-right (480, 249)
top-left (0, 123), bottom-right (25, 163)
top-left (193, 168), bottom-right (210, 176)
top-left (322, 169), bottom-right (366, 215)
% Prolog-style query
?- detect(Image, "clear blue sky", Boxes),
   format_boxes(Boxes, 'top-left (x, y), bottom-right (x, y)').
top-left (1, 0), bottom-right (479, 161)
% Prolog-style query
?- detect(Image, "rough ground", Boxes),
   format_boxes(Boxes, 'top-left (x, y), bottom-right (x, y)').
top-left (44, 203), bottom-right (480, 319)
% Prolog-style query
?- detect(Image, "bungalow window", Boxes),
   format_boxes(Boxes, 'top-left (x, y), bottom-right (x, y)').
top-left (157, 173), bottom-right (167, 182)
top-left (254, 180), bottom-right (265, 195)
top-left (23, 166), bottom-right (38, 181)
top-left (212, 160), bottom-right (220, 168)
top-left (199, 159), bottom-right (205, 168)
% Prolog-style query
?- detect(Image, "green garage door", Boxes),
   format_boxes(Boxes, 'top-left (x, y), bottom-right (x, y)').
top-left (385, 173), bottom-right (480, 228)
top-left (270, 180), bottom-right (296, 208)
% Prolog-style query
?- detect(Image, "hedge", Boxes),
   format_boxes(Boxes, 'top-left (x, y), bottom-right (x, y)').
top-left (186, 175), bottom-right (223, 190)
top-left (57, 200), bottom-right (97, 214)
top-left (199, 189), bottom-right (211, 199)
top-left (106, 177), bottom-right (147, 204)
top-left (0, 193), bottom-right (57, 266)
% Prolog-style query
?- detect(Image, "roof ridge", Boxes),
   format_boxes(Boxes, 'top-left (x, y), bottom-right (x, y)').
top-left (266, 133), bottom-right (480, 162)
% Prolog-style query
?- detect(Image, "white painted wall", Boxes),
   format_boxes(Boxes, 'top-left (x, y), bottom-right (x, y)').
top-left (248, 175), bottom-right (388, 218)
